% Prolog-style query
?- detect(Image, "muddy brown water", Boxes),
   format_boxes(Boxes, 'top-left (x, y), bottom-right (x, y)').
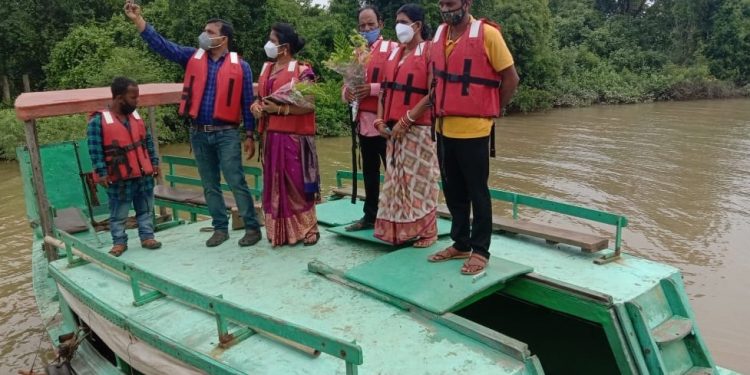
top-left (1, 99), bottom-right (748, 373)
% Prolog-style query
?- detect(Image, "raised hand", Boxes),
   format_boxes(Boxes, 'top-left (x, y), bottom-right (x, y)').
top-left (123, 0), bottom-right (146, 31)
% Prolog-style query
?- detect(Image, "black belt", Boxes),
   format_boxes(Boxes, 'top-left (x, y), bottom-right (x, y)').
top-left (192, 124), bottom-right (238, 132)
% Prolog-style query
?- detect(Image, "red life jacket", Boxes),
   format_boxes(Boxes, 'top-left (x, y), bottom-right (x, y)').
top-left (178, 49), bottom-right (244, 124)
top-left (97, 109), bottom-right (154, 182)
top-left (358, 38), bottom-right (397, 115)
top-left (382, 42), bottom-right (431, 126)
top-left (257, 60), bottom-right (316, 135)
top-left (430, 19), bottom-right (503, 118)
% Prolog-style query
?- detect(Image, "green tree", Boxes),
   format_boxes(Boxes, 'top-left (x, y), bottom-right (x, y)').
top-left (0, 0), bottom-right (122, 94)
top-left (706, 0), bottom-right (750, 84)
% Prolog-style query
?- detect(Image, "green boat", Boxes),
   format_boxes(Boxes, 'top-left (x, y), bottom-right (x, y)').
top-left (13, 84), bottom-right (740, 374)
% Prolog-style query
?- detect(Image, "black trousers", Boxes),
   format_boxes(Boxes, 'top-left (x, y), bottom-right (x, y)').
top-left (359, 134), bottom-right (387, 223)
top-left (437, 134), bottom-right (492, 258)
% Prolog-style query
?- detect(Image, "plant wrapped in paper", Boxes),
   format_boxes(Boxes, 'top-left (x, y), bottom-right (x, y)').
top-left (324, 31), bottom-right (370, 92)
top-left (263, 79), bottom-right (319, 110)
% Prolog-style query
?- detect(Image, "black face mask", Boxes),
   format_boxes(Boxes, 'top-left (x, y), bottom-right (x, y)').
top-left (121, 102), bottom-right (137, 115)
top-left (441, 4), bottom-right (466, 25)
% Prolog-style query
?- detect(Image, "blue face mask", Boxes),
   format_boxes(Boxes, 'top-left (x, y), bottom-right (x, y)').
top-left (360, 28), bottom-right (381, 46)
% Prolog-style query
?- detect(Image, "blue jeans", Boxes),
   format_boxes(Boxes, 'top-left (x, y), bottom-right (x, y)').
top-left (109, 189), bottom-right (155, 245)
top-left (190, 128), bottom-right (260, 232)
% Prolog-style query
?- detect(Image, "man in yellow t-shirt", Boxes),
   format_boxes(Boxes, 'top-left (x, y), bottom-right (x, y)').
top-left (427, 0), bottom-right (519, 275)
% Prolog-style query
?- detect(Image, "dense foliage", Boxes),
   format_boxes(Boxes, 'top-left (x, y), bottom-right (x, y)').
top-left (1, 0), bottom-right (748, 158)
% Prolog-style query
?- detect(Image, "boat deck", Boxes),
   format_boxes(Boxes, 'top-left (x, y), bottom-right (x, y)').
top-left (48, 216), bottom-right (542, 374)
top-left (44, 196), bottom-right (710, 374)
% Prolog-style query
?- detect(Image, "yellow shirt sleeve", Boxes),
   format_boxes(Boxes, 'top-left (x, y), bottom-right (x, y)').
top-left (482, 24), bottom-right (514, 72)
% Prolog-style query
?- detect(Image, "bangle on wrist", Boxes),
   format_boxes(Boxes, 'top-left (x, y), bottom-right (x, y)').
top-left (405, 110), bottom-right (416, 123)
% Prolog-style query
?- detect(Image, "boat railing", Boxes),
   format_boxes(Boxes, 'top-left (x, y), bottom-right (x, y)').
top-left (335, 170), bottom-right (629, 264)
top-left (53, 229), bottom-right (364, 374)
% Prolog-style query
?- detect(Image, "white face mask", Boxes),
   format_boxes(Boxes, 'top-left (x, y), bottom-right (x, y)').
top-left (264, 40), bottom-right (279, 59)
top-left (395, 22), bottom-right (416, 44)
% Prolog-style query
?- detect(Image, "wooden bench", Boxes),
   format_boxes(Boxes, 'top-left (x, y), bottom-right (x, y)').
top-left (330, 170), bottom-right (382, 201)
top-left (331, 186), bottom-right (367, 201)
top-left (156, 155), bottom-right (263, 229)
top-left (435, 205), bottom-right (609, 253)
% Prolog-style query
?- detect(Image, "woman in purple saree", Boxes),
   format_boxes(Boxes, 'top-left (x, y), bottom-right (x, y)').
top-left (251, 23), bottom-right (320, 246)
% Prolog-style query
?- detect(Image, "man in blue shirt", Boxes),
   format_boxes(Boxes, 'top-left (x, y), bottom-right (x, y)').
top-left (125, 1), bottom-right (261, 247)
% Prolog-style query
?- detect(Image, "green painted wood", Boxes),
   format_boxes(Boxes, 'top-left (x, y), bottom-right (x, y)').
top-left (626, 300), bottom-right (669, 374)
top-left (55, 229), bottom-right (364, 367)
top-left (326, 218), bottom-right (452, 245)
top-left (49, 265), bottom-right (247, 375)
top-left (308, 261), bottom-right (544, 373)
top-left (501, 278), bottom-right (638, 374)
top-left (660, 277), bottom-right (716, 369)
top-left (163, 155), bottom-right (262, 179)
top-left (162, 155), bottom-right (262, 199)
top-left (514, 194), bottom-right (628, 227)
top-left (661, 340), bottom-right (695, 375)
top-left (154, 199), bottom-right (210, 218)
top-left (316, 199), bottom-right (365, 226)
top-left (501, 278), bottom-right (611, 323)
top-left (601, 308), bottom-right (639, 374)
top-left (45, 226), bottom-right (532, 374)
top-left (334, 170), bottom-right (383, 187)
top-left (614, 303), bottom-right (651, 373)
top-left (165, 175), bottom-right (261, 197)
top-left (623, 277), bottom-right (717, 375)
top-left (652, 316), bottom-right (693, 344)
top-left (345, 247), bottom-right (532, 314)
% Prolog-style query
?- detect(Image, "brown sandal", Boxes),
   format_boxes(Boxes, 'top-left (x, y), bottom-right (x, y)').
top-left (141, 239), bottom-right (162, 250)
top-left (413, 237), bottom-right (437, 248)
top-left (303, 232), bottom-right (320, 246)
top-left (428, 246), bottom-right (470, 262)
top-left (345, 219), bottom-right (373, 232)
top-left (461, 253), bottom-right (489, 275)
top-left (108, 244), bottom-right (128, 257)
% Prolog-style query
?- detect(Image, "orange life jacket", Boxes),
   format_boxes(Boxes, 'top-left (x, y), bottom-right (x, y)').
top-left (430, 19), bottom-right (503, 118)
top-left (257, 60), bottom-right (316, 135)
top-left (358, 38), bottom-right (398, 115)
top-left (97, 109), bottom-right (154, 182)
top-left (178, 49), bottom-right (244, 124)
top-left (382, 42), bottom-right (431, 126)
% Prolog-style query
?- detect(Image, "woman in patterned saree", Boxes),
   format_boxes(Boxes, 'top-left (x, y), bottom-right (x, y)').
top-left (251, 23), bottom-right (321, 246)
top-left (373, 4), bottom-right (440, 247)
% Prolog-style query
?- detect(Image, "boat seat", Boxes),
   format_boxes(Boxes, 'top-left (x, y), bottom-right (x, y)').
top-left (153, 185), bottom-right (203, 203)
top-left (154, 185), bottom-right (238, 209)
top-left (53, 207), bottom-right (90, 234)
top-left (437, 205), bottom-right (609, 253)
top-left (331, 186), bottom-right (367, 201)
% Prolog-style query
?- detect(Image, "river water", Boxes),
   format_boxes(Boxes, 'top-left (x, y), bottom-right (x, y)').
top-left (1, 99), bottom-right (748, 373)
